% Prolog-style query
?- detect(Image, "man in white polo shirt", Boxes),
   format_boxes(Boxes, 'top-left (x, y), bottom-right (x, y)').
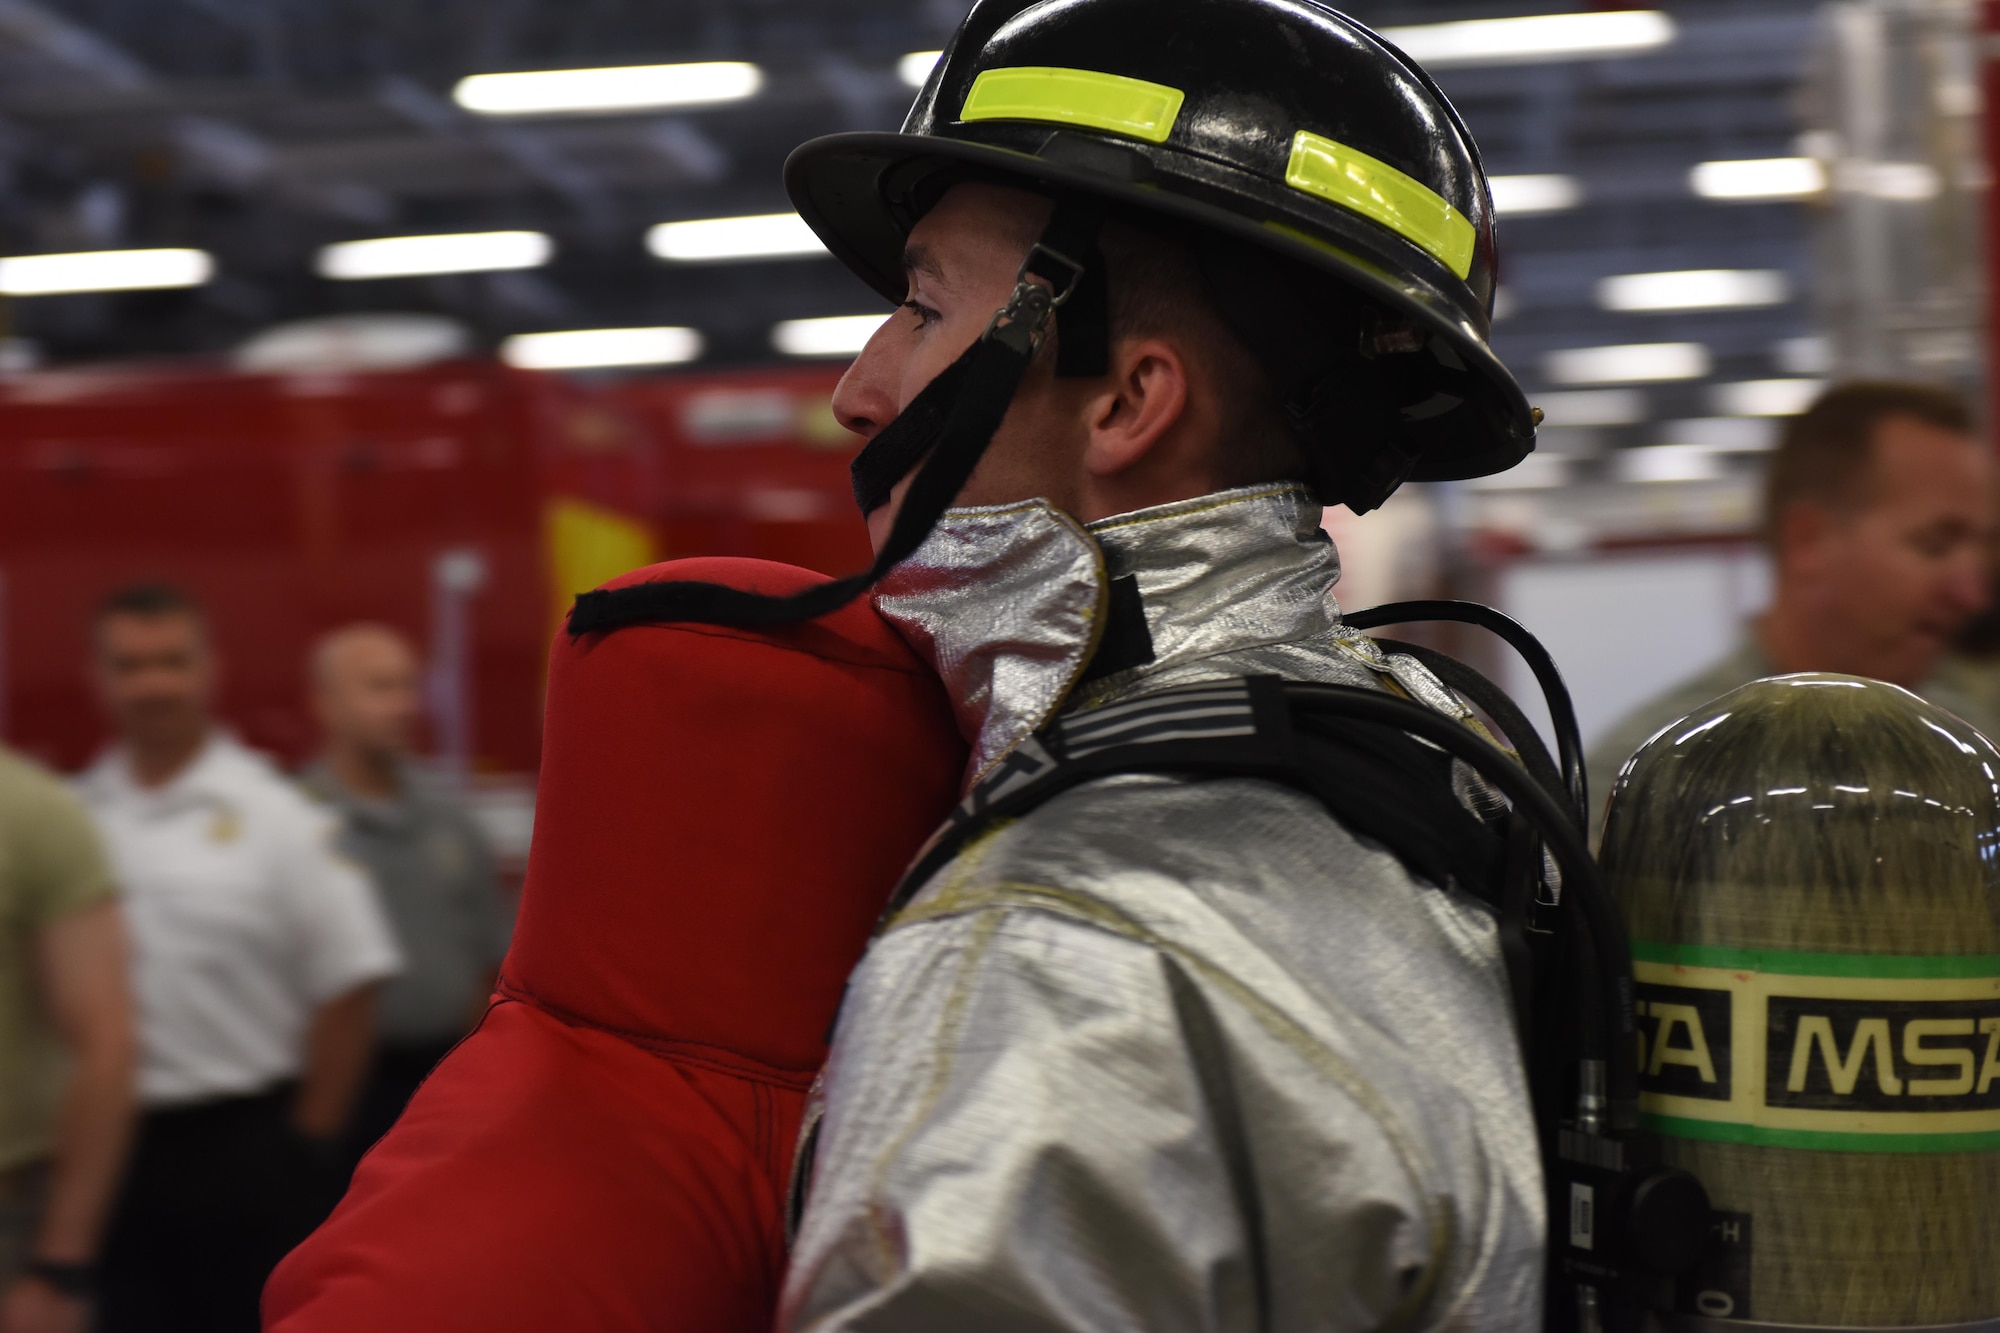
top-left (74, 585), bottom-right (400, 1333)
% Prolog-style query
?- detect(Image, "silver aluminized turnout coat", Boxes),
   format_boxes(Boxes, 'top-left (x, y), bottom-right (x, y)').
top-left (781, 485), bottom-right (1544, 1332)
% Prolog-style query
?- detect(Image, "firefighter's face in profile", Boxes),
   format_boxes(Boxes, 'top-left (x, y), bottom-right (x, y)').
top-left (93, 611), bottom-right (215, 752)
top-left (832, 182), bottom-right (1213, 551)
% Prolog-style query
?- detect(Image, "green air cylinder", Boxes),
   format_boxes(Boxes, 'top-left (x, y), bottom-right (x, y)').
top-left (1600, 673), bottom-right (2000, 1329)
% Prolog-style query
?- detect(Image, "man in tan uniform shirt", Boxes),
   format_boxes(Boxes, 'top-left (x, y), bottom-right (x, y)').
top-left (0, 746), bottom-right (135, 1333)
top-left (1590, 381), bottom-right (1998, 827)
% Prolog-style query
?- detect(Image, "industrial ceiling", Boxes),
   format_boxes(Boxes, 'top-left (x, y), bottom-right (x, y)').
top-left (0, 0), bottom-right (1821, 452)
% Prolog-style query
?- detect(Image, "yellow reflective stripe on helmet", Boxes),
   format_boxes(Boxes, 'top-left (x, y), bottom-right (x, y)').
top-left (1285, 130), bottom-right (1476, 279)
top-left (961, 66), bottom-right (1184, 145)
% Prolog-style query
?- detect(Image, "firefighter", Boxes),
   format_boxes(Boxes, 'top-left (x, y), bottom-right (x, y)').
top-left (765, 0), bottom-right (1549, 1327)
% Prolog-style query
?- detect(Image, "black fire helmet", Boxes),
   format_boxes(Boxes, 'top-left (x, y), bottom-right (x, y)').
top-left (786, 0), bottom-right (1538, 505)
top-left (568, 0), bottom-right (1537, 632)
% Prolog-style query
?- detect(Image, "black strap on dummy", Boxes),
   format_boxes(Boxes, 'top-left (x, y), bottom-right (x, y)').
top-left (568, 199), bottom-right (1109, 634)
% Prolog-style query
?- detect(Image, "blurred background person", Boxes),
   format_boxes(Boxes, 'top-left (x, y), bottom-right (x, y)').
top-left (0, 749), bottom-right (134, 1333)
top-left (74, 585), bottom-right (402, 1333)
top-left (1589, 381), bottom-right (1997, 821)
top-left (301, 624), bottom-right (510, 1168)
top-left (1926, 513), bottom-right (2000, 742)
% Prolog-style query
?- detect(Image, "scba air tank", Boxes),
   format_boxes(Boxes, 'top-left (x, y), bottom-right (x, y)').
top-left (1600, 673), bottom-right (2000, 1330)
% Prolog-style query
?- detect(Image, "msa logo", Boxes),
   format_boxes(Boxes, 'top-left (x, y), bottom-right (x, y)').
top-left (1636, 982), bottom-right (1732, 1102)
top-left (1632, 946), bottom-right (2000, 1147)
top-left (1765, 998), bottom-right (2000, 1112)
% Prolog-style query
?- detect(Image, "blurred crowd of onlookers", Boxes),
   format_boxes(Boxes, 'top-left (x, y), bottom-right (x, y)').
top-left (2, 376), bottom-right (1998, 1333)
top-left (0, 591), bottom-right (510, 1333)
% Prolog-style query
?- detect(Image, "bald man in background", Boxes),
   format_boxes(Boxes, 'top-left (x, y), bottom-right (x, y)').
top-left (301, 626), bottom-right (511, 1170)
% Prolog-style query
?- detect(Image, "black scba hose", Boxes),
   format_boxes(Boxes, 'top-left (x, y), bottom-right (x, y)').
top-left (1343, 599), bottom-right (1590, 826)
top-left (1340, 602), bottom-right (1712, 1331)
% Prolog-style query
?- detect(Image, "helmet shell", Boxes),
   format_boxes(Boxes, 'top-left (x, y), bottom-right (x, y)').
top-left (785, 0), bottom-right (1535, 483)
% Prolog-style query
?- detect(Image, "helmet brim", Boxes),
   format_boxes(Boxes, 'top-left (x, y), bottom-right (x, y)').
top-left (784, 129), bottom-right (1534, 483)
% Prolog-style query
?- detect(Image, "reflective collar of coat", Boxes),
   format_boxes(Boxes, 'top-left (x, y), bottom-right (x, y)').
top-left (872, 483), bottom-right (1339, 787)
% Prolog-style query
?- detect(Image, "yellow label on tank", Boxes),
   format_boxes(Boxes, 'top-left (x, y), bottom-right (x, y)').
top-left (1632, 942), bottom-right (2000, 1152)
top-left (960, 66), bottom-right (1184, 145)
top-left (1284, 130), bottom-right (1476, 279)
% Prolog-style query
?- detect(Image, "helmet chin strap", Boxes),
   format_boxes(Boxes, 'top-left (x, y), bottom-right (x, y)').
top-left (568, 197), bottom-right (1107, 635)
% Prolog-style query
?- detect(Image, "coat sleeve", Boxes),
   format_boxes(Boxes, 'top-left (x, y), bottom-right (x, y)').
top-left (272, 797), bottom-right (403, 1005)
top-left (779, 901), bottom-right (1438, 1333)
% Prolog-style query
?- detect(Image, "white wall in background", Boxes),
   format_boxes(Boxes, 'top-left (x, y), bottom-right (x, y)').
top-left (1491, 547), bottom-right (1773, 757)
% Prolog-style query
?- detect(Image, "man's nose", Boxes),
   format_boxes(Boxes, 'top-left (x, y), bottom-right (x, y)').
top-left (831, 324), bottom-right (903, 440)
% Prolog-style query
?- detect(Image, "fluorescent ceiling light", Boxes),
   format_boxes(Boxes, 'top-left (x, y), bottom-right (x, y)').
top-left (1488, 174), bottom-right (1582, 216)
top-left (0, 247), bottom-right (213, 296)
top-left (899, 51), bottom-right (942, 88)
top-left (501, 326), bottom-right (702, 370)
top-left (235, 314), bottom-right (471, 373)
top-left (1533, 388), bottom-right (1648, 428)
top-left (1597, 268), bottom-right (1790, 313)
top-left (1774, 335), bottom-right (1831, 375)
top-left (1545, 342), bottom-right (1710, 385)
top-left (317, 231), bottom-right (553, 280)
top-left (1471, 453), bottom-right (1571, 491)
top-left (1380, 10), bottom-right (1674, 68)
top-left (1690, 157), bottom-right (1826, 201)
top-left (454, 61), bottom-right (762, 116)
top-left (1655, 417), bottom-right (1776, 452)
top-left (647, 212), bottom-right (827, 262)
top-left (1619, 444), bottom-right (1726, 484)
top-left (1841, 160), bottom-right (1940, 201)
top-left (773, 313), bottom-right (890, 357)
top-left (1532, 427), bottom-right (1604, 458)
top-left (1710, 378), bottom-right (1825, 417)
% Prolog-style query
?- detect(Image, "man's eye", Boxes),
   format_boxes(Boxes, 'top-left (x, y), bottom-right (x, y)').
top-left (1909, 528), bottom-right (1961, 558)
top-left (901, 299), bottom-right (940, 328)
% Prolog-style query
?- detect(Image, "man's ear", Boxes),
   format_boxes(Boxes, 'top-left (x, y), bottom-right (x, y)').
top-left (1778, 500), bottom-right (1837, 578)
top-left (1081, 337), bottom-right (1191, 479)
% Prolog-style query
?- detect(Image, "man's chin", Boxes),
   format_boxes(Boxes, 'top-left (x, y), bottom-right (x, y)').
top-left (1881, 631), bottom-right (1949, 689)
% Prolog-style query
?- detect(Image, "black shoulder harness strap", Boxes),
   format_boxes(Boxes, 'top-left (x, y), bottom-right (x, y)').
top-left (882, 674), bottom-right (1508, 925)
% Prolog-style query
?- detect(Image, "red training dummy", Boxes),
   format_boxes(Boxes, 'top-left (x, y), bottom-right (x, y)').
top-left (264, 559), bottom-right (965, 1332)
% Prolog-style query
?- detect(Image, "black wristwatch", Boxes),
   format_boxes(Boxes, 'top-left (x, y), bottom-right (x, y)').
top-left (22, 1259), bottom-right (97, 1299)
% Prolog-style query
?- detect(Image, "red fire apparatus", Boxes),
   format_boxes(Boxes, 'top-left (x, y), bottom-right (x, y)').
top-left (0, 358), bottom-right (856, 789)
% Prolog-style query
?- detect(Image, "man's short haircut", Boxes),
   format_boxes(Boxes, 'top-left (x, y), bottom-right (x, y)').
top-left (94, 581), bottom-right (206, 630)
top-left (1763, 380), bottom-right (1977, 544)
top-left (1096, 219), bottom-right (1311, 492)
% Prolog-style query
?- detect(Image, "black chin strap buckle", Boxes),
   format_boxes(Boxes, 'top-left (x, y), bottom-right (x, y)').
top-left (1023, 239), bottom-right (1089, 306)
top-left (987, 279), bottom-right (1058, 356)
top-left (987, 237), bottom-right (1087, 357)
